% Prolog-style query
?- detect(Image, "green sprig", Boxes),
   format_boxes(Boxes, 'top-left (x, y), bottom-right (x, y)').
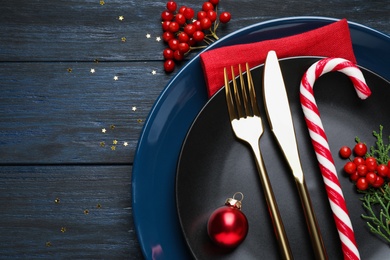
top-left (356, 125), bottom-right (390, 244)
top-left (360, 185), bottom-right (390, 243)
top-left (367, 125), bottom-right (390, 164)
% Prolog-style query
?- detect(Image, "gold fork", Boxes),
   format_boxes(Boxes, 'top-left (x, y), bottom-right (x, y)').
top-left (224, 63), bottom-right (293, 260)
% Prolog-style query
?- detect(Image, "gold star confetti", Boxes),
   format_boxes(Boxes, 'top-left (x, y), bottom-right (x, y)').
top-left (61, 227), bottom-right (67, 233)
top-left (156, 36), bottom-right (161, 42)
top-left (97, 203), bottom-right (101, 209)
top-left (118, 16), bottom-right (124, 21)
top-left (46, 241), bottom-right (52, 247)
top-left (54, 198), bottom-right (60, 204)
top-left (90, 68), bottom-right (95, 73)
top-left (113, 76), bottom-right (119, 81)
top-left (151, 70), bottom-right (157, 75)
top-left (102, 128), bottom-right (107, 133)
top-left (110, 124), bottom-right (115, 130)
top-left (121, 37), bottom-right (126, 42)
top-left (84, 209), bottom-right (89, 215)
top-left (100, 0), bottom-right (105, 5)
top-left (137, 119), bottom-right (143, 123)
top-left (100, 141), bottom-right (105, 147)
top-left (146, 33), bottom-right (151, 38)
top-left (113, 140), bottom-right (118, 145)
top-left (132, 106), bottom-right (137, 111)
top-left (111, 145), bottom-right (116, 151)
top-left (67, 68), bottom-right (72, 73)
top-left (123, 142), bottom-right (128, 146)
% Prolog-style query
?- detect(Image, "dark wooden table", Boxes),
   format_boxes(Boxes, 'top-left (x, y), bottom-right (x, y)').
top-left (0, 0), bottom-right (388, 259)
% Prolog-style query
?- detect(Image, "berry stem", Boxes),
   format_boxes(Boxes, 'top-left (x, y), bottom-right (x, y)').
top-left (189, 46), bottom-right (207, 50)
top-left (208, 30), bottom-right (219, 40)
top-left (210, 6), bottom-right (220, 39)
top-left (203, 36), bottom-right (215, 45)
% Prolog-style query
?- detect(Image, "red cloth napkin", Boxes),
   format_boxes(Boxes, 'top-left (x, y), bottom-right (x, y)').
top-left (200, 19), bottom-right (356, 97)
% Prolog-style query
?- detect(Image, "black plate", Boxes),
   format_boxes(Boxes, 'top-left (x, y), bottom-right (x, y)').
top-left (176, 57), bottom-right (390, 259)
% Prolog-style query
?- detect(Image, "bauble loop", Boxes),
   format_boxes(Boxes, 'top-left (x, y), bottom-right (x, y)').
top-left (225, 191), bottom-right (244, 209)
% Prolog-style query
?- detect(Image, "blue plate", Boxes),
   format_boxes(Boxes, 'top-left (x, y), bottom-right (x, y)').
top-left (132, 16), bottom-right (390, 259)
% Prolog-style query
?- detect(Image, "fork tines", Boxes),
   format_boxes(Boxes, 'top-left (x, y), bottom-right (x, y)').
top-left (224, 63), bottom-right (260, 120)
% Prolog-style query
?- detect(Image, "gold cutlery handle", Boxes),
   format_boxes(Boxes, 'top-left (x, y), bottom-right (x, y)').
top-left (250, 141), bottom-right (293, 260)
top-left (295, 176), bottom-right (327, 260)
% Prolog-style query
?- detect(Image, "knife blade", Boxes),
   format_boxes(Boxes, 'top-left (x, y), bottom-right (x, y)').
top-left (262, 50), bottom-right (327, 259)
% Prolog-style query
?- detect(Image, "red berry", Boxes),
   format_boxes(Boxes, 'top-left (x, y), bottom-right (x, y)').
top-left (169, 21), bottom-right (180, 33)
top-left (366, 157), bottom-right (377, 172)
top-left (356, 177), bottom-right (369, 191)
top-left (366, 161), bottom-right (377, 171)
top-left (184, 24), bottom-right (196, 36)
top-left (376, 164), bottom-right (389, 177)
top-left (163, 48), bottom-right (174, 59)
top-left (161, 10), bottom-right (174, 21)
top-left (178, 32), bottom-right (189, 43)
top-left (173, 50), bottom-right (184, 61)
top-left (353, 143), bottom-right (367, 157)
top-left (178, 42), bottom-right (190, 53)
top-left (200, 17), bottom-right (212, 30)
top-left (168, 38), bottom-right (179, 50)
top-left (366, 172), bottom-right (377, 185)
top-left (193, 31), bottom-right (205, 42)
top-left (162, 21), bottom-right (171, 31)
top-left (372, 176), bottom-right (385, 188)
top-left (209, 0), bottom-right (219, 5)
top-left (162, 31), bottom-right (174, 42)
top-left (166, 1), bottom-right (177, 12)
top-left (178, 6), bottom-right (187, 14)
top-left (350, 172), bottom-right (359, 182)
top-left (188, 37), bottom-right (196, 46)
top-left (366, 157), bottom-right (377, 164)
top-left (357, 164), bottom-right (368, 177)
top-left (353, 157), bottom-right (365, 166)
top-left (183, 7), bottom-right (195, 20)
top-left (344, 161), bottom-right (357, 175)
top-left (219, 12), bottom-right (231, 23)
top-left (193, 20), bottom-right (202, 31)
top-left (164, 59), bottom-right (175, 72)
top-left (202, 1), bottom-right (214, 11)
top-left (339, 146), bottom-right (352, 159)
top-left (175, 13), bottom-right (186, 25)
top-left (207, 10), bottom-right (217, 22)
top-left (197, 11), bottom-right (207, 20)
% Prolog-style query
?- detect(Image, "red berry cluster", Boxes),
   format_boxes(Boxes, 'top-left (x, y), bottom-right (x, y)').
top-left (161, 0), bottom-right (231, 72)
top-left (340, 143), bottom-right (390, 191)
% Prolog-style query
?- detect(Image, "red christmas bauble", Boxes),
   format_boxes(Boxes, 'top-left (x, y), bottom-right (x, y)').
top-left (207, 196), bottom-right (248, 248)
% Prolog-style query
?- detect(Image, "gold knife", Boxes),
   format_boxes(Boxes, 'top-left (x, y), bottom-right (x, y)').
top-left (262, 50), bottom-right (327, 260)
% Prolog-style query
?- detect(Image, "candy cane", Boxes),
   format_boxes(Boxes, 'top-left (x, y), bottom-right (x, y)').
top-left (300, 57), bottom-right (371, 260)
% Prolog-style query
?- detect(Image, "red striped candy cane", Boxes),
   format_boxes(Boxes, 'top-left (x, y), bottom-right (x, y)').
top-left (300, 57), bottom-right (371, 260)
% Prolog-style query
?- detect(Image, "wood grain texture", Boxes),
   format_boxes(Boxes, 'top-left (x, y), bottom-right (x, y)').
top-left (0, 0), bottom-right (389, 259)
top-left (0, 165), bottom-right (143, 259)
top-left (0, 0), bottom-right (388, 61)
top-left (0, 62), bottom-right (169, 164)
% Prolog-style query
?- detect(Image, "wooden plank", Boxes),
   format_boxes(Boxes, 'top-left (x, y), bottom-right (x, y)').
top-left (0, 165), bottom-right (142, 259)
top-left (0, 0), bottom-right (388, 61)
top-left (0, 0), bottom-right (164, 61)
top-left (0, 61), bottom-right (172, 164)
